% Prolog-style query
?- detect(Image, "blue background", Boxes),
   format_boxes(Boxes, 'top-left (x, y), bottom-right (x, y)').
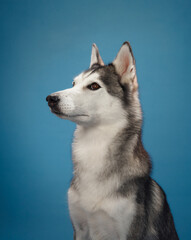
top-left (1, 0), bottom-right (191, 239)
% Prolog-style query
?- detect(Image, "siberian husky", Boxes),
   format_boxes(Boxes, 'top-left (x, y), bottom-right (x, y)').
top-left (46, 42), bottom-right (179, 240)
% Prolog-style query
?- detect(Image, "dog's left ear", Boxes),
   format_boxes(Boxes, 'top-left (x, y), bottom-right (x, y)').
top-left (90, 43), bottom-right (104, 68)
top-left (113, 42), bottom-right (138, 91)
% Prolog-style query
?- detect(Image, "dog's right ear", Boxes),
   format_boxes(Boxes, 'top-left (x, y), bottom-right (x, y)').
top-left (90, 43), bottom-right (104, 68)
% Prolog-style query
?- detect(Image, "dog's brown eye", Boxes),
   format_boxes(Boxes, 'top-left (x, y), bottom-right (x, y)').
top-left (88, 82), bottom-right (101, 91)
top-left (72, 81), bottom-right (75, 87)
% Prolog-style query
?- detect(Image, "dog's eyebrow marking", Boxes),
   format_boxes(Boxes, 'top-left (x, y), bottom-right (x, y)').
top-left (83, 71), bottom-right (92, 79)
top-left (83, 64), bottom-right (104, 79)
top-left (74, 70), bottom-right (99, 84)
top-left (82, 70), bottom-right (95, 80)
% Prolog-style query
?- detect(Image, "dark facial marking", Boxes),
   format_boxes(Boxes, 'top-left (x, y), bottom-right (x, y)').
top-left (84, 63), bottom-right (131, 106)
top-left (98, 64), bottom-right (128, 103)
top-left (84, 63), bottom-right (104, 77)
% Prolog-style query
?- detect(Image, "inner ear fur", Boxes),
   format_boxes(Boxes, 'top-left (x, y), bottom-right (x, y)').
top-left (113, 42), bottom-right (138, 91)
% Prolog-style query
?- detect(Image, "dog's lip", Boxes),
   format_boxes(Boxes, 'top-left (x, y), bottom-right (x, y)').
top-left (51, 109), bottom-right (89, 118)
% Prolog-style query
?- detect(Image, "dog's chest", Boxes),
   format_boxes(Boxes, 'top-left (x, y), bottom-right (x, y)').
top-left (72, 128), bottom-right (112, 210)
top-left (69, 125), bottom-right (136, 238)
top-left (68, 187), bottom-right (136, 240)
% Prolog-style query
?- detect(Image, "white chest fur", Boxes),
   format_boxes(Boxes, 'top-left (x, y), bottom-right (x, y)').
top-left (72, 122), bottom-right (126, 210)
top-left (68, 122), bottom-right (136, 240)
top-left (73, 124), bottom-right (116, 210)
top-left (68, 187), bottom-right (136, 240)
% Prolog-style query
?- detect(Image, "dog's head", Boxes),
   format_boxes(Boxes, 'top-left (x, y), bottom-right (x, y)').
top-left (46, 42), bottom-right (141, 126)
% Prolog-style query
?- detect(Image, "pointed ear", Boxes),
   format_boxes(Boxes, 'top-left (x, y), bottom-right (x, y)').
top-left (113, 42), bottom-right (138, 91)
top-left (90, 43), bottom-right (104, 68)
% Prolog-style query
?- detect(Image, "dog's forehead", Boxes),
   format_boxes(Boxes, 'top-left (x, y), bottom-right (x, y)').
top-left (74, 70), bottom-right (101, 84)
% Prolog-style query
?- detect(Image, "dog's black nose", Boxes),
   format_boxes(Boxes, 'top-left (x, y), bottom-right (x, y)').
top-left (46, 95), bottom-right (60, 107)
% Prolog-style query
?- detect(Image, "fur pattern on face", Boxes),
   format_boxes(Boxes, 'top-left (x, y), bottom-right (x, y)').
top-left (46, 42), bottom-right (179, 240)
top-left (49, 68), bottom-right (128, 126)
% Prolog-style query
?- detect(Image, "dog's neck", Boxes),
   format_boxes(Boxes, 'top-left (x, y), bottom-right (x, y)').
top-left (72, 117), bottom-right (150, 189)
top-left (74, 119), bottom-right (128, 145)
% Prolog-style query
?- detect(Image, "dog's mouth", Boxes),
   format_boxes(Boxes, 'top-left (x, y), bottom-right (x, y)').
top-left (51, 109), bottom-right (89, 118)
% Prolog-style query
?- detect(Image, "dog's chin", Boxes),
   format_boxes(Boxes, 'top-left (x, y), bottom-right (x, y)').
top-left (51, 109), bottom-right (89, 121)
